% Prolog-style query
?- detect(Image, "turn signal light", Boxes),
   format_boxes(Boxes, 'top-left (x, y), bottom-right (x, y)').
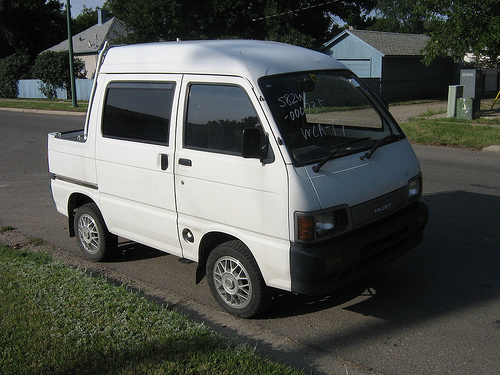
top-left (297, 216), bottom-right (314, 240)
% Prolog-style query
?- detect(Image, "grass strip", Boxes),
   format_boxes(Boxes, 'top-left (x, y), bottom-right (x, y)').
top-left (0, 244), bottom-right (303, 375)
top-left (0, 99), bottom-right (88, 112)
top-left (400, 117), bottom-right (500, 150)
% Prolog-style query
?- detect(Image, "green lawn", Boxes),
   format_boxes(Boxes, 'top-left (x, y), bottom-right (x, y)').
top-left (400, 117), bottom-right (500, 150)
top-left (0, 239), bottom-right (302, 375)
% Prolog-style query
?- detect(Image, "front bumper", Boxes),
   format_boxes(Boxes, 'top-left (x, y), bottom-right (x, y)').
top-left (290, 201), bottom-right (428, 296)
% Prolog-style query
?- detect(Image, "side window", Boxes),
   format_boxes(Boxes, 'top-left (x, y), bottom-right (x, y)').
top-left (185, 84), bottom-right (260, 155)
top-left (102, 82), bottom-right (175, 145)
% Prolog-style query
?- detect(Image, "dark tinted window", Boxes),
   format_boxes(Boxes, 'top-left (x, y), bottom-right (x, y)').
top-left (185, 84), bottom-right (259, 155)
top-left (102, 82), bottom-right (175, 145)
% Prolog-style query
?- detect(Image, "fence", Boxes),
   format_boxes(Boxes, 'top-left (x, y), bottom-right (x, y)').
top-left (17, 79), bottom-right (94, 101)
top-left (484, 69), bottom-right (500, 96)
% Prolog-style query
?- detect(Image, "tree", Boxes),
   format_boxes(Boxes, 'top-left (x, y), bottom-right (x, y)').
top-left (422, 0), bottom-right (500, 67)
top-left (0, 1), bottom-right (69, 98)
top-left (105, 0), bottom-right (180, 43)
top-left (0, 52), bottom-right (31, 98)
top-left (0, 0), bottom-right (66, 59)
top-left (254, 0), bottom-right (336, 48)
top-left (370, 0), bottom-right (500, 67)
top-left (72, 5), bottom-right (99, 34)
top-left (32, 51), bottom-right (86, 99)
top-left (105, 0), bottom-right (377, 49)
top-left (369, 0), bottom-right (433, 34)
top-left (331, 0), bottom-right (378, 31)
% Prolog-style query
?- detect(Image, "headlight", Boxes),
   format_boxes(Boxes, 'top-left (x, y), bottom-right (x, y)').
top-left (316, 212), bottom-right (336, 236)
top-left (408, 174), bottom-right (423, 202)
top-left (296, 207), bottom-right (349, 242)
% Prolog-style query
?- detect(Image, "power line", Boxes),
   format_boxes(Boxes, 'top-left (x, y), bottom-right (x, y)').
top-left (252, 0), bottom-right (339, 22)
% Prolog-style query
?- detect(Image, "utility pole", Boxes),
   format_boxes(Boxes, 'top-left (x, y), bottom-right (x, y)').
top-left (66, 0), bottom-right (77, 107)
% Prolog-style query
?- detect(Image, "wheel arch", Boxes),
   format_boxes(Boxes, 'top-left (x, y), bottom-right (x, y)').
top-left (195, 231), bottom-right (241, 284)
top-left (67, 193), bottom-right (97, 237)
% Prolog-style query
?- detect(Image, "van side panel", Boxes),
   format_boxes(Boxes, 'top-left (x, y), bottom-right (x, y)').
top-left (174, 75), bottom-right (291, 290)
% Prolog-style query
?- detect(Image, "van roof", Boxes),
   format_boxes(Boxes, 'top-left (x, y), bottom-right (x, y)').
top-left (100, 40), bottom-right (346, 78)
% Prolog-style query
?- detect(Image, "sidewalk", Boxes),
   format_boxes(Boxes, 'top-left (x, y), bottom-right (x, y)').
top-left (389, 98), bottom-right (500, 124)
top-left (389, 101), bottom-right (448, 123)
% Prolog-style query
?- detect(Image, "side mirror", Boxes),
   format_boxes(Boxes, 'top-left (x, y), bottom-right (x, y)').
top-left (242, 127), bottom-right (263, 159)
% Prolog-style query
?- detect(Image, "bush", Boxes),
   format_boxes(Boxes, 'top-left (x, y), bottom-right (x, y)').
top-left (32, 51), bottom-right (86, 99)
top-left (0, 52), bottom-right (31, 98)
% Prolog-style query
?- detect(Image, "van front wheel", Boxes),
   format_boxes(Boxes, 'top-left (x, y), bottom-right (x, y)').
top-left (74, 203), bottom-right (117, 262)
top-left (206, 241), bottom-right (271, 318)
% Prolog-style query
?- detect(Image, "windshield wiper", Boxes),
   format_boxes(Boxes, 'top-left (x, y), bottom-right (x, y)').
top-left (360, 134), bottom-right (402, 161)
top-left (312, 137), bottom-right (371, 173)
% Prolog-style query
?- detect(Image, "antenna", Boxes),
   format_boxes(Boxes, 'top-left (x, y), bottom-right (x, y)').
top-left (83, 40), bottom-right (111, 139)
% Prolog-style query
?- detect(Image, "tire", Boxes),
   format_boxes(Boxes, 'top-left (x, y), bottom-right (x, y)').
top-left (74, 203), bottom-right (117, 262)
top-left (206, 240), bottom-right (271, 318)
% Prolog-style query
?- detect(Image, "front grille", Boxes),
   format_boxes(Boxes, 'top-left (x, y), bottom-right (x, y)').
top-left (351, 187), bottom-right (406, 229)
top-left (336, 208), bottom-right (349, 229)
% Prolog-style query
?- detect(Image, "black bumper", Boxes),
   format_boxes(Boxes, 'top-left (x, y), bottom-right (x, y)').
top-left (290, 201), bottom-right (428, 296)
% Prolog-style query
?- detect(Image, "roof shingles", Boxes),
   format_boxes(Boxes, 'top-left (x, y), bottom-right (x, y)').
top-left (349, 30), bottom-right (430, 56)
top-left (46, 17), bottom-right (128, 54)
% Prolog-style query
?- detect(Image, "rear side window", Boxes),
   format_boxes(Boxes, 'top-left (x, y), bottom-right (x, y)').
top-left (102, 82), bottom-right (175, 145)
top-left (184, 84), bottom-right (260, 155)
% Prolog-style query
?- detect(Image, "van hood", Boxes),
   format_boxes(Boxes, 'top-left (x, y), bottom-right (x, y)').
top-left (303, 139), bottom-right (420, 210)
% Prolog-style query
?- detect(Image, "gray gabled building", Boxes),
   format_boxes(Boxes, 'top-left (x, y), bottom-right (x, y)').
top-left (321, 30), bottom-right (456, 100)
top-left (46, 10), bottom-right (129, 78)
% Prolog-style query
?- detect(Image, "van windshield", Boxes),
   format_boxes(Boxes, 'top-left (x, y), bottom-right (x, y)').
top-left (259, 71), bottom-right (404, 166)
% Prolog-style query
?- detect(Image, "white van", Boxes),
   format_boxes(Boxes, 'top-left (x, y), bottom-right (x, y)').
top-left (48, 40), bottom-right (428, 317)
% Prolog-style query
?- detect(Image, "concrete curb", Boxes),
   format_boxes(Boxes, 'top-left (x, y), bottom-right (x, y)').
top-left (482, 145), bottom-right (500, 153)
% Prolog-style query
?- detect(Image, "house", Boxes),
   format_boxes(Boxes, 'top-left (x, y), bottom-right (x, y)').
top-left (321, 30), bottom-right (457, 100)
top-left (45, 10), bottom-right (129, 78)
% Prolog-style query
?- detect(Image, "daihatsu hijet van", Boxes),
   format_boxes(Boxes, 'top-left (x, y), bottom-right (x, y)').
top-left (48, 40), bottom-right (428, 317)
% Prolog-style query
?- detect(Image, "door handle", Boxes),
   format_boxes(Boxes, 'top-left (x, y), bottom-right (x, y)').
top-left (179, 158), bottom-right (192, 166)
top-left (160, 154), bottom-right (168, 170)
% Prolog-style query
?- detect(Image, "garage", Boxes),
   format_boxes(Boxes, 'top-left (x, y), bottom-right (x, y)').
top-left (321, 29), bottom-right (456, 100)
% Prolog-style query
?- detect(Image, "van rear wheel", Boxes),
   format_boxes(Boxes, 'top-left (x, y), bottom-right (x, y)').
top-left (206, 240), bottom-right (271, 318)
top-left (74, 203), bottom-right (117, 262)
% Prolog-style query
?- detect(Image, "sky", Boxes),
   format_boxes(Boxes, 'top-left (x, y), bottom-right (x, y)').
top-left (65, 0), bottom-right (106, 17)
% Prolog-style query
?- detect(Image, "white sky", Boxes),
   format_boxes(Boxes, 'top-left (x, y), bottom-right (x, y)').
top-left (64, 0), bottom-right (106, 17)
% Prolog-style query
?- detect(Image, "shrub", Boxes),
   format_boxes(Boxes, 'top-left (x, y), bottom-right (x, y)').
top-left (32, 51), bottom-right (86, 99)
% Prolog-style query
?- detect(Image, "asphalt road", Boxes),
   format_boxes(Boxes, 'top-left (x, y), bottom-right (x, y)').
top-left (1, 110), bottom-right (499, 375)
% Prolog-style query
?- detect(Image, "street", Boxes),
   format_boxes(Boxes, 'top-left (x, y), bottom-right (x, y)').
top-left (1, 110), bottom-right (499, 374)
